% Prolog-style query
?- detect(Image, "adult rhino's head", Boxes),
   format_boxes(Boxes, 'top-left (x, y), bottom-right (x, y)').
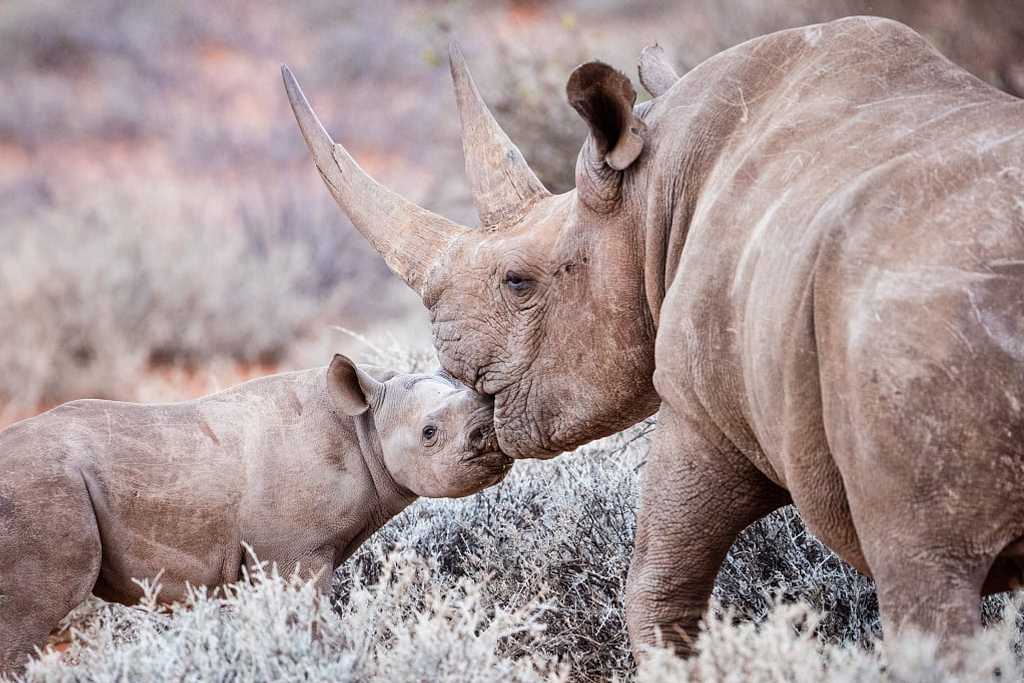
top-left (283, 45), bottom-right (670, 458)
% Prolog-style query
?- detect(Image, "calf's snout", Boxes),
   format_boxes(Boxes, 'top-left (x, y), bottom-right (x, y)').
top-left (468, 421), bottom-right (498, 455)
top-left (454, 390), bottom-right (498, 456)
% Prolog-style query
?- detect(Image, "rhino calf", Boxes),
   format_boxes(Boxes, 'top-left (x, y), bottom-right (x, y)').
top-left (0, 355), bottom-right (510, 673)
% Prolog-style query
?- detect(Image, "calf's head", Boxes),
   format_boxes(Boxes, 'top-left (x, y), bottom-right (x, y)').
top-left (328, 354), bottom-right (511, 497)
top-left (285, 47), bottom-right (660, 459)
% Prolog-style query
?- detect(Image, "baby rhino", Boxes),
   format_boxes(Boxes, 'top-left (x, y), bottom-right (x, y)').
top-left (0, 355), bottom-right (510, 673)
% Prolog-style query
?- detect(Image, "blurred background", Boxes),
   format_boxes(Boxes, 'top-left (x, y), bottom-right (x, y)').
top-left (2, 0), bottom-right (1022, 423)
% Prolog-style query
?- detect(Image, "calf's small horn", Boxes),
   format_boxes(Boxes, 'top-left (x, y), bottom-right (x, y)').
top-left (449, 41), bottom-right (550, 228)
top-left (282, 65), bottom-right (465, 294)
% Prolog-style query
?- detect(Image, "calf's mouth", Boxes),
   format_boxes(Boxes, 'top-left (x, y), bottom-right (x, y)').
top-left (463, 451), bottom-right (514, 487)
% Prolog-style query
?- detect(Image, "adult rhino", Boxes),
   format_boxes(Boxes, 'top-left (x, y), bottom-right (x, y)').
top-left (283, 16), bottom-right (1024, 655)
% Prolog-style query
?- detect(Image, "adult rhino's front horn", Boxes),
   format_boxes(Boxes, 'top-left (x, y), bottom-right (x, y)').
top-left (281, 65), bottom-right (467, 294)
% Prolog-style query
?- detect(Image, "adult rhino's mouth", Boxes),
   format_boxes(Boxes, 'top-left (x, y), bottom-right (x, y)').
top-left (492, 391), bottom-right (564, 460)
top-left (462, 365), bottom-right (564, 459)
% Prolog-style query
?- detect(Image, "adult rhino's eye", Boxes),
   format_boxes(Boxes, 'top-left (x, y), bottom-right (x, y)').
top-left (422, 425), bottom-right (438, 443)
top-left (504, 271), bottom-right (531, 293)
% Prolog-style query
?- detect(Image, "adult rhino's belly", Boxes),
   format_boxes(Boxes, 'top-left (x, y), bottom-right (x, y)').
top-left (738, 277), bottom-right (870, 575)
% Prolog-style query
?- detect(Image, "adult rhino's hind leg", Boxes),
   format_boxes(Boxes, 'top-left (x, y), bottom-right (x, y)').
top-left (847, 479), bottom-right (998, 668)
top-left (820, 272), bottom-right (1024, 662)
top-left (625, 402), bottom-right (788, 657)
top-left (0, 470), bottom-right (102, 675)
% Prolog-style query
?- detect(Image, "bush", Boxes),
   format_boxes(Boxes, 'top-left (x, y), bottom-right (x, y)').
top-left (20, 555), bottom-right (555, 683)
top-left (638, 595), bottom-right (1024, 683)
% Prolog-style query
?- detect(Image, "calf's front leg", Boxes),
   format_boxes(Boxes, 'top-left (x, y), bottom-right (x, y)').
top-left (626, 403), bottom-right (787, 657)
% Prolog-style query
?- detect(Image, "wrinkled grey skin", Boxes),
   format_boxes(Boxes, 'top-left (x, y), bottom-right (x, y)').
top-left (286, 16), bottom-right (1024, 658)
top-left (0, 355), bottom-right (508, 674)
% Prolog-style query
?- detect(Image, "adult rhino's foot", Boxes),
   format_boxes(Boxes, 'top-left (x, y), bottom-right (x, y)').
top-left (624, 578), bottom-right (706, 658)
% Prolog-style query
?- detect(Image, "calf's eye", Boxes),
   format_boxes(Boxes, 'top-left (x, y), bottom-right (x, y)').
top-left (422, 425), bottom-right (438, 441)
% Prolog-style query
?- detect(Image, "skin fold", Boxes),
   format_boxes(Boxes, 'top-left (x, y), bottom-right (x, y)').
top-left (0, 355), bottom-right (510, 674)
top-left (287, 15), bottom-right (1024, 660)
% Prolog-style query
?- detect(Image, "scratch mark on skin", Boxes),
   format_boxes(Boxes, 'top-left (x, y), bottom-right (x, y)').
top-left (943, 321), bottom-right (975, 354)
top-left (853, 93), bottom-right (935, 110)
top-left (967, 290), bottom-right (995, 339)
top-left (967, 288), bottom-right (1024, 361)
top-left (199, 420), bottom-right (221, 446)
top-left (715, 85), bottom-right (750, 123)
top-left (976, 130), bottom-right (1024, 154)
top-left (990, 258), bottom-right (1024, 269)
top-left (732, 187), bottom-right (794, 294)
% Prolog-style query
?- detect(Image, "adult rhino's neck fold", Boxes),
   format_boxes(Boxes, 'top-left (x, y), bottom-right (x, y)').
top-left (638, 145), bottom-right (697, 331)
top-left (636, 81), bottom-right (748, 330)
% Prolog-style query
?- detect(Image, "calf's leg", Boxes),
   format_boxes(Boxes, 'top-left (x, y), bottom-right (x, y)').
top-left (0, 477), bottom-right (101, 675)
top-left (275, 547), bottom-right (336, 640)
top-left (625, 403), bottom-right (787, 657)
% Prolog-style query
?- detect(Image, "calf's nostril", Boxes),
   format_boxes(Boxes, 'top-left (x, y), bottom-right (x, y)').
top-left (468, 424), bottom-right (497, 453)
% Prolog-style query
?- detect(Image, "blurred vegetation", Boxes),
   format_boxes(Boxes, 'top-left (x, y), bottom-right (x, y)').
top-left (2, 0), bottom-right (1021, 412)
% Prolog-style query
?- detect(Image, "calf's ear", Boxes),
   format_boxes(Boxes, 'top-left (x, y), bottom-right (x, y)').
top-left (327, 354), bottom-right (383, 416)
top-left (567, 61), bottom-right (646, 171)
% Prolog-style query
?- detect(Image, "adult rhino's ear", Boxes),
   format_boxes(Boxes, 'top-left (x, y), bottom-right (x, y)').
top-left (327, 354), bottom-right (384, 416)
top-left (567, 61), bottom-right (646, 172)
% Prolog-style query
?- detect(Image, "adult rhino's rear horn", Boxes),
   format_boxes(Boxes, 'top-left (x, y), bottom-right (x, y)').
top-left (282, 65), bottom-right (466, 294)
top-left (449, 41), bottom-right (550, 228)
top-left (638, 44), bottom-right (680, 98)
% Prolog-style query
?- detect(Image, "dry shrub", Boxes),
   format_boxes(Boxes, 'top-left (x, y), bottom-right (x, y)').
top-left (639, 595), bottom-right (1024, 682)
top-left (19, 554), bottom-right (556, 683)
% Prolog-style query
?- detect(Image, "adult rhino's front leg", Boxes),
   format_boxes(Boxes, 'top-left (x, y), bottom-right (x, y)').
top-left (626, 402), bottom-right (788, 656)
